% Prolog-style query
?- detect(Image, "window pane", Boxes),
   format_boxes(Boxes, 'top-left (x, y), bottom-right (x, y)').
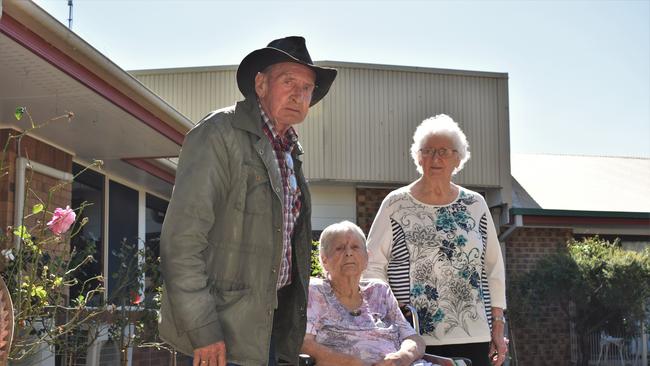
top-left (108, 180), bottom-right (139, 303)
top-left (144, 194), bottom-right (168, 307)
top-left (70, 163), bottom-right (104, 306)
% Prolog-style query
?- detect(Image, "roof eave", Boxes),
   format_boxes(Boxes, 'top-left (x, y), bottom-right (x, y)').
top-left (1, 0), bottom-right (193, 137)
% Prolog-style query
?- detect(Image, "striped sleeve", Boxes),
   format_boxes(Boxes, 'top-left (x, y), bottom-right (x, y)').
top-left (479, 213), bottom-right (493, 328)
top-left (364, 195), bottom-right (393, 283)
top-left (387, 218), bottom-right (410, 304)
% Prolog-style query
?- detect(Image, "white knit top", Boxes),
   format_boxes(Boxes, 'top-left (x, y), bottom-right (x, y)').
top-left (364, 186), bottom-right (506, 346)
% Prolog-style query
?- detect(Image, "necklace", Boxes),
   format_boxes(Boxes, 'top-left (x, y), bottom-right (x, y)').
top-left (330, 282), bottom-right (363, 317)
top-left (348, 308), bottom-right (362, 317)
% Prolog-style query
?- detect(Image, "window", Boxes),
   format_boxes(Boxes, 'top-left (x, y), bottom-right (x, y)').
top-left (70, 163), bottom-right (104, 305)
top-left (107, 180), bottom-right (139, 302)
top-left (144, 194), bottom-right (168, 307)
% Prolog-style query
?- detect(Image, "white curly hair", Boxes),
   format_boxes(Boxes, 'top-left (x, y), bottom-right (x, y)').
top-left (318, 220), bottom-right (367, 268)
top-left (409, 114), bottom-right (471, 176)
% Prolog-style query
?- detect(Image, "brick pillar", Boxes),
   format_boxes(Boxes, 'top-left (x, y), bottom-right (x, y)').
top-left (505, 227), bottom-right (574, 365)
top-left (355, 187), bottom-right (395, 234)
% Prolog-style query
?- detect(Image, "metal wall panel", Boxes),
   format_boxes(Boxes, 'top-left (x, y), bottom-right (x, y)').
top-left (133, 66), bottom-right (240, 124)
top-left (310, 184), bottom-right (357, 231)
top-left (132, 62), bottom-right (509, 189)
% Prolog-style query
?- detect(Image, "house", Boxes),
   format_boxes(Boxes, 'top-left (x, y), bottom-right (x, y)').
top-left (1, 4), bottom-right (514, 356)
top-left (1, 0), bottom-right (189, 364)
top-left (506, 153), bottom-right (650, 365)
top-left (131, 60), bottom-right (513, 236)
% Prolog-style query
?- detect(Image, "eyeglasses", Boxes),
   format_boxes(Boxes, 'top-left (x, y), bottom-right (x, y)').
top-left (285, 152), bottom-right (298, 193)
top-left (419, 148), bottom-right (458, 159)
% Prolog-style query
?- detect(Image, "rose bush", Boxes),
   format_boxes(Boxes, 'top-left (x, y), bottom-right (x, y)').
top-left (0, 107), bottom-right (171, 364)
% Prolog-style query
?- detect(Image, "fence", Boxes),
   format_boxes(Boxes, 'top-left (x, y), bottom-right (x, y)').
top-left (570, 326), bottom-right (649, 366)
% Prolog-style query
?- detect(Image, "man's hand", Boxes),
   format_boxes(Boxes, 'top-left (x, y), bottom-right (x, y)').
top-left (193, 341), bottom-right (226, 366)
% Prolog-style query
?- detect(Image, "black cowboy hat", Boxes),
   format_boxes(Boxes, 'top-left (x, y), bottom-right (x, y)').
top-left (236, 36), bottom-right (337, 106)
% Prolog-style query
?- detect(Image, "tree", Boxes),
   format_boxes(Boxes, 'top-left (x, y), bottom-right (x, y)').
top-left (509, 237), bottom-right (650, 366)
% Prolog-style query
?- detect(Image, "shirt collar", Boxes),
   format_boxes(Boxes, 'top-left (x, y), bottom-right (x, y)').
top-left (258, 101), bottom-right (299, 148)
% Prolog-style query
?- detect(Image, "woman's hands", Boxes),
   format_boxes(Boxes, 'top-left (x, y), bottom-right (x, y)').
top-left (373, 335), bottom-right (425, 366)
top-left (489, 307), bottom-right (508, 366)
top-left (489, 336), bottom-right (509, 366)
top-left (372, 352), bottom-right (404, 366)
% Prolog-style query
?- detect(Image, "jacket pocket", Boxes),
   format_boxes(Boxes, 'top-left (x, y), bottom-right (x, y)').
top-left (242, 163), bottom-right (272, 214)
top-left (210, 282), bottom-right (250, 311)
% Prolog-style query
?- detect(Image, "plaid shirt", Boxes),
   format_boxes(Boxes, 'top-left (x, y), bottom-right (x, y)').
top-left (260, 106), bottom-right (302, 290)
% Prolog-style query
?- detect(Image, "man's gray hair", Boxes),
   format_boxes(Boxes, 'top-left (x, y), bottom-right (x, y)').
top-left (409, 114), bottom-right (471, 176)
top-left (318, 220), bottom-right (367, 261)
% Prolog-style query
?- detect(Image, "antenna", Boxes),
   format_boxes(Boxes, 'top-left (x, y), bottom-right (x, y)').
top-left (67, 0), bottom-right (73, 29)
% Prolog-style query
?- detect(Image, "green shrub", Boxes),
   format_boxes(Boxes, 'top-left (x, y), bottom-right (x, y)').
top-left (310, 240), bottom-right (324, 278)
top-left (509, 236), bottom-right (650, 366)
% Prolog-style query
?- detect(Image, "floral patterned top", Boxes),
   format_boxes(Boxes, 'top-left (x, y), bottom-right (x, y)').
top-left (364, 186), bottom-right (506, 346)
top-left (306, 278), bottom-right (431, 365)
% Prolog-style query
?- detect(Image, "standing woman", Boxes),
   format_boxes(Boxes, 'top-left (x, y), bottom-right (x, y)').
top-left (364, 115), bottom-right (507, 366)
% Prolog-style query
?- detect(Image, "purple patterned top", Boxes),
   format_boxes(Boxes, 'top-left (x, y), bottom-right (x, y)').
top-left (307, 278), bottom-right (429, 364)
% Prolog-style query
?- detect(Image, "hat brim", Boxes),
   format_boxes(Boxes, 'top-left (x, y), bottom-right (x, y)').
top-left (237, 47), bottom-right (337, 106)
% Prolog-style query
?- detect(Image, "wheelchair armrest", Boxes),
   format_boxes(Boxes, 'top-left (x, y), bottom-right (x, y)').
top-left (298, 353), bottom-right (315, 366)
top-left (422, 354), bottom-right (472, 366)
top-left (403, 303), bottom-right (420, 334)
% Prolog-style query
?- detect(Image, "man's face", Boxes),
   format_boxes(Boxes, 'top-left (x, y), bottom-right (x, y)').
top-left (255, 62), bottom-right (316, 133)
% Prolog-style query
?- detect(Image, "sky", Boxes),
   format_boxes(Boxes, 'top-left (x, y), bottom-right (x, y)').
top-left (33, 0), bottom-right (650, 158)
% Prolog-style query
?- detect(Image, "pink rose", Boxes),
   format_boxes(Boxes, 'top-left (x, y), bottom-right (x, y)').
top-left (47, 206), bottom-right (76, 235)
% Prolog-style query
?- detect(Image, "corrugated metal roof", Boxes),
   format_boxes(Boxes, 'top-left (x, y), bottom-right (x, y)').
top-left (511, 154), bottom-right (650, 213)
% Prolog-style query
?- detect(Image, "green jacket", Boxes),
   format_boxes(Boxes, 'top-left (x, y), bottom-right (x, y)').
top-left (159, 98), bottom-right (312, 365)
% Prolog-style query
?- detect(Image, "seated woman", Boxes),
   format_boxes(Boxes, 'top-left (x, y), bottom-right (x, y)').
top-left (301, 221), bottom-right (430, 366)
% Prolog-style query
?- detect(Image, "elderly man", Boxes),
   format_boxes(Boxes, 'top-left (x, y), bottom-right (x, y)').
top-left (159, 37), bottom-right (337, 366)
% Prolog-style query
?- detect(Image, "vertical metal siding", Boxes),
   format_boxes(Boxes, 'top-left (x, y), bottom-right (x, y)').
top-left (135, 68), bottom-right (239, 123)
top-left (299, 65), bottom-right (505, 187)
top-left (133, 63), bottom-right (508, 188)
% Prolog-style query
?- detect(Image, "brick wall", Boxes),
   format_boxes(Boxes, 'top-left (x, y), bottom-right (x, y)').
top-left (0, 129), bottom-right (19, 231)
top-left (0, 129), bottom-right (73, 269)
top-left (98, 340), bottom-right (119, 366)
top-left (131, 348), bottom-right (192, 366)
top-left (505, 227), bottom-right (574, 366)
top-left (356, 187), bottom-right (395, 234)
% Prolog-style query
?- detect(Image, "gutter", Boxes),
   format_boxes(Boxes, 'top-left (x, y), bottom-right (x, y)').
top-left (498, 214), bottom-right (522, 243)
top-left (510, 208), bottom-right (650, 220)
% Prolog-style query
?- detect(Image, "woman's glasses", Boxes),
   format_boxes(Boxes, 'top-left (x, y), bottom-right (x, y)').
top-left (419, 147), bottom-right (458, 159)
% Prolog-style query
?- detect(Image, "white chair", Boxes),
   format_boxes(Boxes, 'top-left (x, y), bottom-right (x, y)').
top-left (596, 331), bottom-right (625, 366)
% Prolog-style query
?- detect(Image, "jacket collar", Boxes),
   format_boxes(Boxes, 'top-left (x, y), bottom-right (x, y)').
top-left (233, 97), bottom-right (305, 156)
top-left (232, 97), bottom-right (265, 138)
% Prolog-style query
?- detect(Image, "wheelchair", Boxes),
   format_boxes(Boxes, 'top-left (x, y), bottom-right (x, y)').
top-left (298, 353), bottom-right (470, 365)
top-left (296, 304), bottom-right (472, 366)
